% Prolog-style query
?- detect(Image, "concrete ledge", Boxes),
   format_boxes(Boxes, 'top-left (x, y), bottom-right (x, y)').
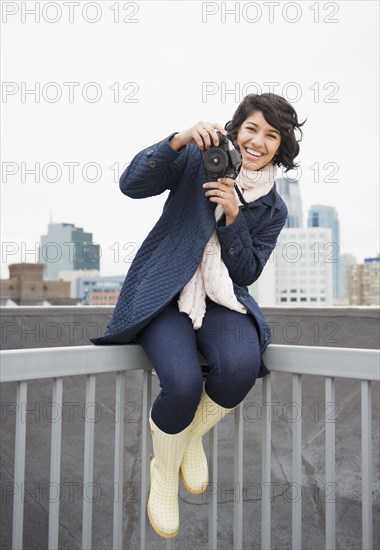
top-left (1, 306), bottom-right (379, 350)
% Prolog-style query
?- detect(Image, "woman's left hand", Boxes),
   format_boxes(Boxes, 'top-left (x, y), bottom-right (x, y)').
top-left (203, 177), bottom-right (240, 225)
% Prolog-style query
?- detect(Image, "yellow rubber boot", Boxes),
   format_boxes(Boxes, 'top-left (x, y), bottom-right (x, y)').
top-left (180, 388), bottom-right (235, 494)
top-left (147, 416), bottom-right (191, 538)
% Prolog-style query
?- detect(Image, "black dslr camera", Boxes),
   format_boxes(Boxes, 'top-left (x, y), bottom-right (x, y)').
top-left (201, 132), bottom-right (242, 181)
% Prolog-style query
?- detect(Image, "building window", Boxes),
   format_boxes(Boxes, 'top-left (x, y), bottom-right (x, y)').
top-left (300, 297), bottom-right (307, 302)
top-left (280, 298), bottom-right (287, 302)
top-left (290, 297), bottom-right (297, 302)
top-left (310, 297), bottom-right (317, 302)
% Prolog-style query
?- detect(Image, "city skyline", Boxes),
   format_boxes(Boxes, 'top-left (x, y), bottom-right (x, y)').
top-left (1, 190), bottom-right (378, 281)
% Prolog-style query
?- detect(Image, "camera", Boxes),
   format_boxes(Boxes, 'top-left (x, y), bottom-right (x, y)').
top-left (201, 132), bottom-right (242, 181)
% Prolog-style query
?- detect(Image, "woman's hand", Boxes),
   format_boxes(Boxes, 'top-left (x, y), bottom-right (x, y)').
top-left (169, 121), bottom-right (227, 151)
top-left (170, 122), bottom-right (238, 224)
top-left (203, 177), bottom-right (240, 225)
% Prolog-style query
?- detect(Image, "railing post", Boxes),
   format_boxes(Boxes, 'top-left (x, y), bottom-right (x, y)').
top-left (12, 381), bottom-right (27, 550)
top-left (361, 380), bottom-right (373, 550)
top-left (113, 371), bottom-right (126, 550)
top-left (292, 374), bottom-right (302, 550)
top-left (140, 369), bottom-right (152, 550)
top-left (208, 424), bottom-right (218, 549)
top-left (233, 404), bottom-right (243, 550)
top-left (261, 374), bottom-right (272, 550)
top-left (325, 377), bottom-right (336, 550)
top-left (48, 377), bottom-right (63, 550)
top-left (82, 374), bottom-right (96, 550)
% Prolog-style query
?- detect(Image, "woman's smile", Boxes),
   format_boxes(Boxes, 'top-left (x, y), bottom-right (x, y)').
top-left (243, 147), bottom-right (264, 162)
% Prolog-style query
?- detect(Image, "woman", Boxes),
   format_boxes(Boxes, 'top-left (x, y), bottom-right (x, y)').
top-left (90, 93), bottom-right (305, 538)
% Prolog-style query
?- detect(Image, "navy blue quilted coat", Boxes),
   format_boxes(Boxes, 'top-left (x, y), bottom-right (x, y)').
top-left (90, 133), bottom-right (288, 377)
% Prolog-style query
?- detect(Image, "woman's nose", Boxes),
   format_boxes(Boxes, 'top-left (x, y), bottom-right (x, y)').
top-left (251, 133), bottom-right (265, 149)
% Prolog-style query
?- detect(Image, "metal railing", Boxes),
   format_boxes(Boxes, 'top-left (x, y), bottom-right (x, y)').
top-left (1, 344), bottom-right (379, 550)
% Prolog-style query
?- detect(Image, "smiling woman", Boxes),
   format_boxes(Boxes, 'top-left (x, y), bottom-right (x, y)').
top-left (90, 93), bottom-right (306, 540)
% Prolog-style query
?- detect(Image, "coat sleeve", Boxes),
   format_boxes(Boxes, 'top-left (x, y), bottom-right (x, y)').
top-left (216, 203), bottom-right (288, 287)
top-left (119, 133), bottom-right (189, 198)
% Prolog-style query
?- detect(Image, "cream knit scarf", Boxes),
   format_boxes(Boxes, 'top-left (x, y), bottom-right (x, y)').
top-left (178, 162), bottom-right (278, 329)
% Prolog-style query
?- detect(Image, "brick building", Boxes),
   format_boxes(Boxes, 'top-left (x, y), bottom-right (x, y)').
top-left (0, 263), bottom-right (78, 305)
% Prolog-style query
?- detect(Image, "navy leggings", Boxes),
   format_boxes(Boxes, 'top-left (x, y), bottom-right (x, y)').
top-left (137, 296), bottom-right (261, 434)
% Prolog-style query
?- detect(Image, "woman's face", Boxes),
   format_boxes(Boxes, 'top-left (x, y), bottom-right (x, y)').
top-left (236, 110), bottom-right (281, 170)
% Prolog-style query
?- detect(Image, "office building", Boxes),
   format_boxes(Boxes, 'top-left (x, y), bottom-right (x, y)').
top-left (77, 275), bottom-right (125, 305)
top-left (307, 205), bottom-right (340, 300)
top-left (275, 176), bottom-right (303, 227)
top-left (349, 256), bottom-right (380, 305)
top-left (39, 223), bottom-right (100, 280)
top-left (338, 253), bottom-right (357, 304)
top-left (275, 227), bottom-right (334, 306)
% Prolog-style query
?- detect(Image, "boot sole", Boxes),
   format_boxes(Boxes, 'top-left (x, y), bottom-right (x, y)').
top-left (147, 500), bottom-right (179, 539)
top-left (179, 468), bottom-right (208, 495)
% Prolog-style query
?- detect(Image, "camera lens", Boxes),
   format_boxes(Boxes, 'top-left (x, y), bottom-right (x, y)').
top-left (203, 148), bottom-right (229, 174)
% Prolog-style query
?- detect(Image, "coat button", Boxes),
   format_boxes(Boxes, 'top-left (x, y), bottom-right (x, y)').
top-left (148, 160), bottom-right (157, 168)
top-left (228, 246), bottom-right (234, 256)
top-left (146, 149), bottom-right (153, 156)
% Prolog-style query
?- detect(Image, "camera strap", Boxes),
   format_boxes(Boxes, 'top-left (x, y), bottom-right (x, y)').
top-left (234, 181), bottom-right (276, 221)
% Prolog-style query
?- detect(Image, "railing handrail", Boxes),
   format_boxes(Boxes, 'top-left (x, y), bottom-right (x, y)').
top-left (1, 344), bottom-right (379, 383)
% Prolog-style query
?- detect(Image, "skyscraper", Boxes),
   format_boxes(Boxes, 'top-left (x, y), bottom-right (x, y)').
top-left (275, 176), bottom-right (303, 228)
top-left (275, 227), bottom-right (334, 306)
top-left (338, 253), bottom-right (357, 304)
top-left (307, 205), bottom-right (340, 300)
top-left (39, 223), bottom-right (100, 280)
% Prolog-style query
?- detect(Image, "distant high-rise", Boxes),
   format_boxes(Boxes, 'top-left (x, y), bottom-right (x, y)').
top-left (307, 205), bottom-right (340, 300)
top-left (349, 255), bottom-right (380, 306)
top-left (276, 176), bottom-right (303, 228)
top-left (39, 223), bottom-right (100, 280)
top-left (275, 227), bottom-right (334, 306)
top-left (338, 253), bottom-right (357, 304)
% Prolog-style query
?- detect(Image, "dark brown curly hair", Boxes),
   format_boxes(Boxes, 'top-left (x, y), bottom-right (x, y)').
top-left (225, 93), bottom-right (306, 172)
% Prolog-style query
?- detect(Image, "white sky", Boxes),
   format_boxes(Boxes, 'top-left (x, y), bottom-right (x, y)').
top-left (1, 0), bottom-right (379, 278)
